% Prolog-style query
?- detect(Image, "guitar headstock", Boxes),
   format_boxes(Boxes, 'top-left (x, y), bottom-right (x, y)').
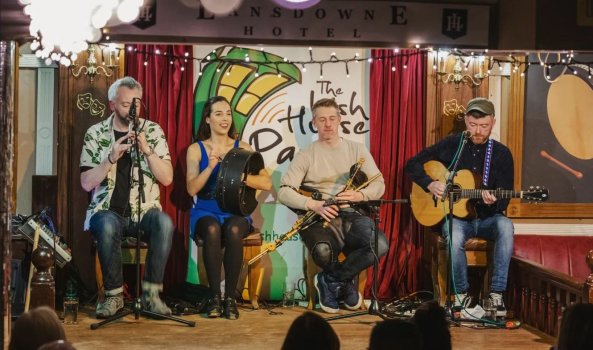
top-left (523, 186), bottom-right (550, 203)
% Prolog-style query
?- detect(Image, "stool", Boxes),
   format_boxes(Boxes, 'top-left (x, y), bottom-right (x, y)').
top-left (432, 235), bottom-right (493, 305)
top-left (95, 237), bottom-right (148, 301)
top-left (196, 231), bottom-right (263, 309)
top-left (303, 247), bottom-right (367, 310)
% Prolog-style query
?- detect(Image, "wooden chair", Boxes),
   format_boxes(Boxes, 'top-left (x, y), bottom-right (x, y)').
top-left (303, 247), bottom-right (367, 310)
top-left (196, 231), bottom-right (264, 309)
top-left (432, 234), bottom-right (493, 305)
top-left (95, 237), bottom-right (148, 301)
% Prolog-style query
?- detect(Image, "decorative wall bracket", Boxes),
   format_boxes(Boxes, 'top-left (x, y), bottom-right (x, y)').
top-left (70, 45), bottom-right (117, 84)
top-left (437, 56), bottom-right (487, 89)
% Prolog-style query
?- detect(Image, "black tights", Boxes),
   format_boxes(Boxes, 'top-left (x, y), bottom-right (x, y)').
top-left (194, 216), bottom-right (249, 298)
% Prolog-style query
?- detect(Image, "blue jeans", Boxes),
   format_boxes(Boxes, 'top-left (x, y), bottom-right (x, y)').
top-left (89, 209), bottom-right (173, 293)
top-left (442, 214), bottom-right (514, 293)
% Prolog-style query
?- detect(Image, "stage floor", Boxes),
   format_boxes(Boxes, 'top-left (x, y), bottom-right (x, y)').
top-left (64, 303), bottom-right (555, 350)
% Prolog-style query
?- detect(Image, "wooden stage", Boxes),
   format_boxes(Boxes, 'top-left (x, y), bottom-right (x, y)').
top-left (64, 302), bottom-right (556, 350)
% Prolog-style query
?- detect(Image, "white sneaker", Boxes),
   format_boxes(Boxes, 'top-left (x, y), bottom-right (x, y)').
top-left (141, 290), bottom-right (172, 316)
top-left (141, 281), bottom-right (172, 316)
top-left (453, 293), bottom-right (472, 311)
top-left (489, 292), bottom-right (507, 318)
top-left (96, 293), bottom-right (124, 319)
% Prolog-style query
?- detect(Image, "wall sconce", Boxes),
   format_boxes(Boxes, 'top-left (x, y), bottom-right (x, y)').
top-left (71, 45), bottom-right (117, 83)
top-left (437, 56), bottom-right (488, 89)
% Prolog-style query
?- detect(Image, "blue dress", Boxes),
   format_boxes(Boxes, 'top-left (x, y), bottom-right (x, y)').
top-left (189, 139), bottom-right (253, 239)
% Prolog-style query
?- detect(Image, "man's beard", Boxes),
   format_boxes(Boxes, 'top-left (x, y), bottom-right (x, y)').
top-left (116, 113), bottom-right (132, 126)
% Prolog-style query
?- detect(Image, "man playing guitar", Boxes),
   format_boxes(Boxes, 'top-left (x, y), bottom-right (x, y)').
top-left (405, 97), bottom-right (515, 319)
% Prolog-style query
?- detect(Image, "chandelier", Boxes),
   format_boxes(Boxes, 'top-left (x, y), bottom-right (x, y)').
top-left (19, 0), bottom-right (143, 66)
top-left (437, 56), bottom-right (488, 89)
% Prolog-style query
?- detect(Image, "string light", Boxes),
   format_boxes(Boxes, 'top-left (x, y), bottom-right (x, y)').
top-left (109, 45), bottom-right (593, 83)
top-left (545, 65), bottom-right (551, 80)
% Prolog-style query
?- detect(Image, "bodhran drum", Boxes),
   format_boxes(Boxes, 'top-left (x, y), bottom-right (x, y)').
top-left (215, 148), bottom-right (265, 216)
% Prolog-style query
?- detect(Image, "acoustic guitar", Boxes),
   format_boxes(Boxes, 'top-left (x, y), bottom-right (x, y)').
top-left (410, 161), bottom-right (549, 227)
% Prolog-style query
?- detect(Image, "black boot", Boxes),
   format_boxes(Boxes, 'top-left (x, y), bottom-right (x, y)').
top-left (223, 297), bottom-right (239, 320)
top-left (207, 295), bottom-right (222, 318)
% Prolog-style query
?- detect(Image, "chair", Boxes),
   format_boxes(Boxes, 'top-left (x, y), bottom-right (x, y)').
top-left (303, 247), bottom-right (367, 310)
top-left (94, 237), bottom-right (148, 301)
top-left (195, 231), bottom-right (264, 309)
top-left (432, 234), bottom-right (493, 305)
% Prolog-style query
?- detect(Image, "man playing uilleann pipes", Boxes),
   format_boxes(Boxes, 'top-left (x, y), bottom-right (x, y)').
top-left (278, 98), bottom-right (387, 314)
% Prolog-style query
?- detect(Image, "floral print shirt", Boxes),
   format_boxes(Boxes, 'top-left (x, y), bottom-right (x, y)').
top-left (80, 114), bottom-right (171, 229)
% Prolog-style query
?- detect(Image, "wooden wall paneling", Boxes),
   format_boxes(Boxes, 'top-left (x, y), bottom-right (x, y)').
top-left (507, 58), bottom-right (526, 218)
top-left (57, 45), bottom-right (124, 295)
top-left (31, 175), bottom-right (58, 214)
top-left (0, 40), bottom-right (17, 349)
top-left (425, 53), bottom-right (493, 153)
top-left (423, 53), bottom-right (490, 297)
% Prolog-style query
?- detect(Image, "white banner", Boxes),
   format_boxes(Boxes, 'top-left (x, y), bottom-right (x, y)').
top-left (186, 44), bottom-right (371, 299)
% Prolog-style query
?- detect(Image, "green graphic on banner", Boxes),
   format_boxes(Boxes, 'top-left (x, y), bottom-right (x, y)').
top-left (192, 46), bottom-right (302, 137)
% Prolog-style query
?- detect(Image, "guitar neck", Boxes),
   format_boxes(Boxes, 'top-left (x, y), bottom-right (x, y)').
top-left (459, 189), bottom-right (522, 199)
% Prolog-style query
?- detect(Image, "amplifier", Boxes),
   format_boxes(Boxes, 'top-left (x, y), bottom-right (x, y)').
top-left (14, 218), bottom-right (72, 268)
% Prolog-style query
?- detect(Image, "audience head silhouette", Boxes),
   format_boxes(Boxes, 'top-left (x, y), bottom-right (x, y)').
top-left (369, 319), bottom-right (422, 350)
top-left (9, 306), bottom-right (67, 350)
top-left (412, 300), bottom-right (451, 350)
top-left (557, 303), bottom-right (593, 350)
top-left (38, 340), bottom-right (77, 350)
top-left (281, 311), bottom-right (340, 350)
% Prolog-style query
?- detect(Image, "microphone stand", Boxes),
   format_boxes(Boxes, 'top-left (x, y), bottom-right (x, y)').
top-left (442, 134), bottom-right (505, 328)
top-left (443, 133), bottom-right (471, 325)
top-left (91, 115), bottom-right (194, 329)
top-left (326, 199), bottom-right (408, 322)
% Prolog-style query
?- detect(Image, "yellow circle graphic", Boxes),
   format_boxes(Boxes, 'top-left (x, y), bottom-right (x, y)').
top-left (547, 74), bottom-right (593, 160)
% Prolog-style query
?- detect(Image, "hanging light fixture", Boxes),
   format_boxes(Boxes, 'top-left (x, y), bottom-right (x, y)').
top-left (273, 0), bottom-right (321, 9)
top-left (201, 0), bottom-right (243, 15)
top-left (18, 0), bottom-right (143, 66)
top-left (437, 56), bottom-right (488, 89)
top-left (70, 45), bottom-right (118, 83)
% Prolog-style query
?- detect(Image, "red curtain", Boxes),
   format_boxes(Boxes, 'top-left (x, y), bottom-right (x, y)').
top-left (367, 49), bottom-right (426, 299)
top-left (126, 44), bottom-right (194, 289)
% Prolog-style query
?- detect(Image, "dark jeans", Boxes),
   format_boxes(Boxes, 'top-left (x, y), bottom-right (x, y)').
top-left (301, 211), bottom-right (389, 282)
top-left (89, 208), bottom-right (173, 293)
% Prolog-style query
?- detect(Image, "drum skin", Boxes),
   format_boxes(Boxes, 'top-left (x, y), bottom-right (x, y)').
top-left (215, 148), bottom-right (265, 216)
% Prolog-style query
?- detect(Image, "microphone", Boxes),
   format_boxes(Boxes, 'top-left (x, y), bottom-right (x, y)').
top-left (129, 97), bottom-right (137, 119)
top-left (462, 130), bottom-right (472, 139)
top-left (127, 97), bottom-right (137, 153)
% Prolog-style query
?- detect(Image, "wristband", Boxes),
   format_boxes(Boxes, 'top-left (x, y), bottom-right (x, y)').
top-left (107, 154), bottom-right (116, 164)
